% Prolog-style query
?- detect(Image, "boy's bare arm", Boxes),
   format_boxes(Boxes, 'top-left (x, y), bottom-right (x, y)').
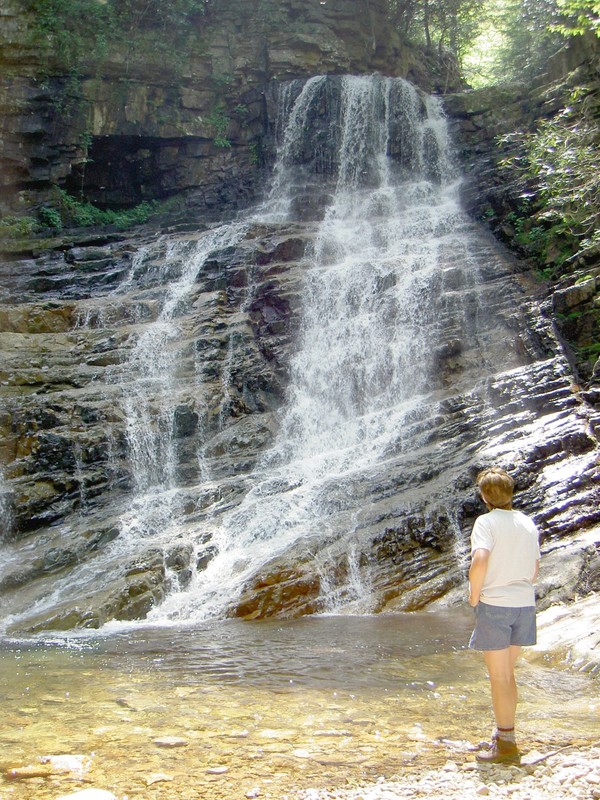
top-left (468, 548), bottom-right (490, 607)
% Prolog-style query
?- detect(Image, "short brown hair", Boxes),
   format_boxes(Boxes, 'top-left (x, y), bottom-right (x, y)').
top-left (477, 467), bottom-right (514, 509)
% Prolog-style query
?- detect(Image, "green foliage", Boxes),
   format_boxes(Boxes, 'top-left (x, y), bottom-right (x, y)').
top-left (110, 0), bottom-right (212, 31)
top-left (498, 86), bottom-right (599, 270)
top-left (388, 0), bottom-right (487, 61)
top-left (207, 104), bottom-right (231, 148)
top-left (0, 194), bottom-right (163, 239)
top-left (38, 206), bottom-right (63, 229)
top-left (23, 0), bottom-right (111, 71)
top-left (20, 0), bottom-right (214, 75)
top-left (499, 0), bottom-right (563, 81)
top-left (79, 130), bottom-right (93, 151)
top-left (577, 340), bottom-right (600, 375)
top-left (0, 215), bottom-right (40, 239)
top-left (385, 0), bottom-right (596, 85)
top-left (553, 0), bottom-right (600, 36)
top-left (54, 190), bottom-right (159, 229)
top-left (460, 0), bottom-right (563, 86)
top-left (580, 341), bottom-right (600, 357)
top-left (249, 141), bottom-right (261, 166)
top-left (212, 73), bottom-right (234, 90)
top-left (459, 0), bottom-right (599, 87)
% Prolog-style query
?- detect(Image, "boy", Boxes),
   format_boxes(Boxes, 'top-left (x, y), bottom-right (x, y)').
top-left (468, 466), bottom-right (540, 764)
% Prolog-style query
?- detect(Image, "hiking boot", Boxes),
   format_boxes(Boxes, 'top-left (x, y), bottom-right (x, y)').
top-left (476, 735), bottom-right (520, 765)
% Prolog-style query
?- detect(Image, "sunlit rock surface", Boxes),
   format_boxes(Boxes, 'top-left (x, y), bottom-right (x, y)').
top-left (530, 587), bottom-right (600, 673)
top-left (444, 34), bottom-right (600, 389)
top-left (1, 223), bottom-right (597, 632)
top-left (0, 75), bottom-right (598, 633)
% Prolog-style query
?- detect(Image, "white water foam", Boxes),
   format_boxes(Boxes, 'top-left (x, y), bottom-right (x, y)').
top-left (0, 76), bottom-right (499, 634)
top-left (145, 76), bottom-right (473, 623)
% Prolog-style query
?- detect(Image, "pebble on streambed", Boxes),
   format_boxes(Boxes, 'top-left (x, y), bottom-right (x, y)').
top-left (4, 754), bottom-right (92, 780)
top-left (152, 735), bottom-right (189, 747)
top-left (54, 791), bottom-right (117, 800)
top-left (145, 772), bottom-right (175, 785)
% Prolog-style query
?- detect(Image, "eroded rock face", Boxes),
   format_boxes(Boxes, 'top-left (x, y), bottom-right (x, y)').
top-left (2, 216), bottom-right (598, 632)
top-left (0, 221), bottom-right (304, 526)
top-left (0, 72), bottom-right (598, 633)
top-left (0, 219), bottom-right (313, 628)
top-left (0, 0), bottom-right (449, 216)
top-left (443, 35), bottom-right (600, 388)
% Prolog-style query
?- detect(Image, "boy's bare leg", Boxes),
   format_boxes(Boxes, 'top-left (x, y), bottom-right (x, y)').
top-left (483, 645), bottom-right (521, 730)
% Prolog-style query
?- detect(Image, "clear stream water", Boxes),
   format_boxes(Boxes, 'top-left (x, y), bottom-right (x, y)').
top-left (1, 614), bottom-right (598, 799)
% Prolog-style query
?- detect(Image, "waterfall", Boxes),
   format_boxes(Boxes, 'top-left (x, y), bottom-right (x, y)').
top-left (0, 468), bottom-right (13, 541)
top-left (145, 75), bottom-right (480, 623)
top-left (104, 223), bottom-right (251, 557)
top-left (1, 74), bottom-right (544, 634)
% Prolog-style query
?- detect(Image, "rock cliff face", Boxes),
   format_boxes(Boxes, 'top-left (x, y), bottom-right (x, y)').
top-left (1, 71), bottom-right (598, 634)
top-left (0, 0), bottom-right (453, 217)
top-left (1, 206), bottom-right (598, 633)
top-left (444, 34), bottom-right (600, 391)
top-left (0, 7), bottom-right (598, 635)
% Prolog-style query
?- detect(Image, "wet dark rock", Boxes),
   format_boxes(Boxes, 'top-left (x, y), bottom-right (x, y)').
top-left (1, 208), bottom-right (598, 629)
top-left (0, 523), bottom-right (119, 593)
top-left (30, 433), bottom-right (77, 472)
top-left (66, 246), bottom-right (114, 263)
top-left (249, 284), bottom-right (293, 338)
top-left (197, 546), bottom-right (218, 573)
top-left (255, 236), bottom-right (307, 266)
top-left (172, 405), bottom-right (199, 439)
top-left (165, 543), bottom-right (193, 573)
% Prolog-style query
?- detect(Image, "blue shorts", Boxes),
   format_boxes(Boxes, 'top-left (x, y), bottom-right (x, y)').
top-left (469, 602), bottom-right (537, 651)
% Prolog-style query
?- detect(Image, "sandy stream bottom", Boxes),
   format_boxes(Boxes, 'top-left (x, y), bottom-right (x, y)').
top-left (0, 614), bottom-right (597, 800)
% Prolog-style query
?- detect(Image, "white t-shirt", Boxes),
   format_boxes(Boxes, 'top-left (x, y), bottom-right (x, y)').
top-left (471, 508), bottom-right (540, 607)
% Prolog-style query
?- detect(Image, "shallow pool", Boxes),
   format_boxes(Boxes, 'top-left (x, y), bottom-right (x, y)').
top-left (0, 612), bottom-right (597, 800)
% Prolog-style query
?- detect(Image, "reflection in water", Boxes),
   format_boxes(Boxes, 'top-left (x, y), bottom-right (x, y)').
top-left (0, 614), bottom-right (597, 799)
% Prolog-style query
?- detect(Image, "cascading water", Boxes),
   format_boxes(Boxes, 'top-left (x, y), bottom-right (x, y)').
top-left (1, 75), bottom-right (598, 800)
top-left (0, 74), bottom-right (548, 633)
top-left (143, 75), bottom-right (501, 623)
top-left (113, 225), bottom-right (249, 540)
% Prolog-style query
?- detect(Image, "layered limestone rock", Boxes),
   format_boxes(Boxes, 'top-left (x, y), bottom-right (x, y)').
top-left (0, 0), bottom-right (446, 217)
top-left (1, 215), bottom-right (598, 632)
top-left (444, 34), bottom-right (600, 390)
top-left (0, 65), bottom-right (598, 633)
top-left (0, 220), bottom-right (310, 629)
